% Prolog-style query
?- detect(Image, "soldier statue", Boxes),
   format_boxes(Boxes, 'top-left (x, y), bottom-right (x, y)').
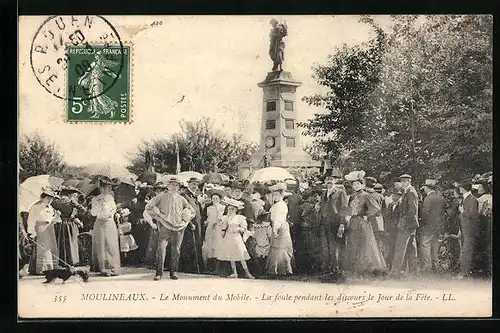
top-left (269, 19), bottom-right (288, 72)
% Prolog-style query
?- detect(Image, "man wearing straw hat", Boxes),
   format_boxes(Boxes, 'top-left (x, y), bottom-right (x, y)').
top-left (145, 177), bottom-right (195, 280)
top-left (417, 179), bottom-right (446, 274)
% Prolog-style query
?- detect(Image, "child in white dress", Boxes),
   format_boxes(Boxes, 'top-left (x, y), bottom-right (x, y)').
top-left (216, 198), bottom-right (254, 279)
top-left (117, 208), bottom-right (138, 265)
top-left (201, 189), bottom-right (226, 273)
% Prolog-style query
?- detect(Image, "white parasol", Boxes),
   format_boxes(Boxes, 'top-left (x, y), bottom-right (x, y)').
top-left (18, 175), bottom-right (65, 213)
top-left (177, 171), bottom-right (204, 183)
top-left (248, 167), bottom-right (295, 184)
top-left (82, 163), bottom-right (137, 186)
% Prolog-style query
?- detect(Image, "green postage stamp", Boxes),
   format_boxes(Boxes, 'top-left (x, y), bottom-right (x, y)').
top-left (66, 44), bottom-right (130, 122)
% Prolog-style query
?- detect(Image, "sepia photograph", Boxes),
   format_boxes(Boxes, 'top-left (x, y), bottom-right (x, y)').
top-left (18, 15), bottom-right (492, 318)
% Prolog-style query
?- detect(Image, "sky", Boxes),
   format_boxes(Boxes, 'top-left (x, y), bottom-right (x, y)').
top-left (18, 15), bottom-right (390, 167)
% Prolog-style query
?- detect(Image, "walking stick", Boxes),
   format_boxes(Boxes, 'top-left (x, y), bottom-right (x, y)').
top-left (192, 227), bottom-right (201, 275)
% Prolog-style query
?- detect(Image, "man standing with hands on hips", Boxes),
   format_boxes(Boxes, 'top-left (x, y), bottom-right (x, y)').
top-left (145, 177), bottom-right (195, 281)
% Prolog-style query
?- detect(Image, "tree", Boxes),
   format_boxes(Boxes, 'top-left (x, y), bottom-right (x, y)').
top-left (19, 132), bottom-right (67, 180)
top-left (299, 17), bottom-right (387, 160)
top-left (301, 15), bottom-right (492, 185)
top-left (128, 117), bottom-right (258, 177)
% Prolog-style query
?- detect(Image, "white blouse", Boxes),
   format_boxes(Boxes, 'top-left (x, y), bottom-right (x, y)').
top-left (91, 194), bottom-right (117, 220)
top-left (270, 200), bottom-right (288, 234)
top-left (27, 201), bottom-right (57, 235)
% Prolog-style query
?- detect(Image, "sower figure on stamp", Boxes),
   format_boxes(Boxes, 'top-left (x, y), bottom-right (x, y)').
top-left (269, 18), bottom-right (288, 72)
top-left (318, 169), bottom-right (348, 281)
top-left (390, 174), bottom-right (419, 277)
top-left (145, 177), bottom-right (195, 280)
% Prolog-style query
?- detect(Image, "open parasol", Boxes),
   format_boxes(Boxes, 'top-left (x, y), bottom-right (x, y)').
top-left (248, 167), bottom-right (295, 184)
top-left (18, 175), bottom-right (65, 213)
top-left (177, 171), bottom-right (204, 183)
top-left (82, 163), bottom-right (137, 186)
top-left (202, 172), bottom-right (230, 185)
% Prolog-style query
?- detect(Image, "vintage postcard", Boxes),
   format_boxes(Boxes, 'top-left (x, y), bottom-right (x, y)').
top-left (18, 15), bottom-right (492, 318)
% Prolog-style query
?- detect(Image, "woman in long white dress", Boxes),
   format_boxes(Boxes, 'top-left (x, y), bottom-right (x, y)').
top-left (216, 198), bottom-right (254, 279)
top-left (202, 190), bottom-right (226, 273)
top-left (27, 187), bottom-right (61, 275)
top-left (266, 183), bottom-right (294, 276)
top-left (90, 177), bottom-right (121, 276)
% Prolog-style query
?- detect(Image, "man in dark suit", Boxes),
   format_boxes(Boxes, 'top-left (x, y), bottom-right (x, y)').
top-left (390, 174), bottom-right (419, 277)
top-left (455, 180), bottom-right (479, 279)
top-left (180, 177), bottom-right (204, 273)
top-left (417, 179), bottom-right (446, 274)
top-left (319, 170), bottom-right (348, 279)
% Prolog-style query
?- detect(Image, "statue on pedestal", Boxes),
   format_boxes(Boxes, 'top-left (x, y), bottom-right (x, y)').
top-left (269, 18), bottom-right (288, 72)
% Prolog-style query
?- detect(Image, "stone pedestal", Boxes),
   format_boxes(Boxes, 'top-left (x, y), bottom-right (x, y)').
top-left (241, 71), bottom-right (320, 177)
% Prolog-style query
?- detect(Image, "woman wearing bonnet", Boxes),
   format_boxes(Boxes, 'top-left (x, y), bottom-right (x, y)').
top-left (343, 170), bottom-right (387, 278)
top-left (90, 176), bottom-right (121, 276)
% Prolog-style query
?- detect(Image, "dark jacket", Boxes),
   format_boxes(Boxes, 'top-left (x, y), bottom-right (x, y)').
top-left (319, 185), bottom-right (348, 227)
top-left (460, 193), bottom-right (479, 229)
top-left (419, 191), bottom-right (446, 234)
top-left (398, 185), bottom-right (419, 230)
top-left (365, 188), bottom-right (384, 231)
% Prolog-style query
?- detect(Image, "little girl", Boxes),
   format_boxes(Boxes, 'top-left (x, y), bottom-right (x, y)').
top-left (216, 198), bottom-right (254, 279)
top-left (117, 208), bottom-right (138, 266)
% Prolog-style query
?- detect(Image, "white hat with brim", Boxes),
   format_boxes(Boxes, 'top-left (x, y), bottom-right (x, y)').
top-left (344, 170), bottom-right (366, 182)
top-left (41, 187), bottom-right (60, 199)
top-left (222, 198), bottom-right (245, 210)
top-left (269, 183), bottom-right (287, 192)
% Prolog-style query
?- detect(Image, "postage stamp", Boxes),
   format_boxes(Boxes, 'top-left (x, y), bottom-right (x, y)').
top-left (66, 44), bottom-right (130, 122)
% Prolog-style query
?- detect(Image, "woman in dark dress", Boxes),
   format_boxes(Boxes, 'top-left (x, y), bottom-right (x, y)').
top-left (343, 171), bottom-right (387, 279)
top-left (52, 186), bottom-right (85, 267)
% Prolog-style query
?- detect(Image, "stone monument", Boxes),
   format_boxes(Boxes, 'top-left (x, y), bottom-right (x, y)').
top-left (239, 19), bottom-right (320, 179)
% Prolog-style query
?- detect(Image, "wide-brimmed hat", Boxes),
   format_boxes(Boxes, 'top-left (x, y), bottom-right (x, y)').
top-left (374, 183), bottom-right (384, 192)
top-left (98, 176), bottom-right (120, 186)
top-left (41, 187), bottom-right (60, 199)
top-left (168, 177), bottom-right (183, 186)
top-left (399, 174), bottom-right (412, 181)
top-left (222, 198), bottom-right (245, 210)
top-left (120, 208), bottom-right (131, 217)
top-left (154, 181), bottom-right (168, 189)
top-left (344, 170), bottom-right (366, 182)
top-left (269, 183), bottom-right (292, 197)
top-left (206, 188), bottom-right (226, 199)
top-left (59, 185), bottom-right (83, 195)
top-left (364, 177), bottom-right (377, 188)
top-left (420, 179), bottom-right (438, 190)
top-left (187, 177), bottom-right (202, 184)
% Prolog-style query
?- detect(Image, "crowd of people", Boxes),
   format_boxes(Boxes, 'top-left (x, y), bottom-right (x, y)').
top-left (18, 168), bottom-right (492, 283)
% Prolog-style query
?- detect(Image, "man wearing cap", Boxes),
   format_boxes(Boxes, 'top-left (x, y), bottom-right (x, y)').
top-left (455, 180), bottom-right (479, 279)
top-left (179, 177), bottom-right (205, 274)
top-left (318, 170), bottom-right (348, 277)
top-left (145, 177), bottom-right (195, 280)
top-left (390, 174), bottom-right (419, 276)
top-left (418, 179), bottom-right (446, 274)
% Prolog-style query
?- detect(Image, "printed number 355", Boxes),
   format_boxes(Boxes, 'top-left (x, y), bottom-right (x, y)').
top-left (71, 100), bottom-right (87, 114)
top-left (54, 295), bottom-right (67, 303)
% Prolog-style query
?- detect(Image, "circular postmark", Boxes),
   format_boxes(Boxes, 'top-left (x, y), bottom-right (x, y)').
top-left (30, 15), bottom-right (124, 102)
